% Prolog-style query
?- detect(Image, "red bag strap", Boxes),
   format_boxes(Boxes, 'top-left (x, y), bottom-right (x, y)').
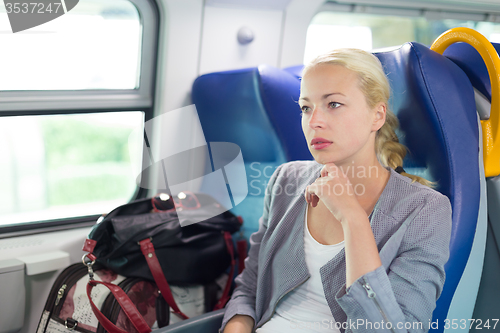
top-left (236, 239), bottom-right (248, 274)
top-left (214, 231), bottom-right (236, 310)
top-left (139, 238), bottom-right (189, 320)
top-left (86, 280), bottom-right (151, 333)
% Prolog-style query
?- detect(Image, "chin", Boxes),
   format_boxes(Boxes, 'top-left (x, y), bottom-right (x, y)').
top-left (311, 153), bottom-right (336, 165)
top-left (313, 153), bottom-right (352, 167)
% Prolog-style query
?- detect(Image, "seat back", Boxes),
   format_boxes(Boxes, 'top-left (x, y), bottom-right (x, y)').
top-left (373, 43), bottom-right (482, 332)
top-left (192, 66), bottom-right (311, 240)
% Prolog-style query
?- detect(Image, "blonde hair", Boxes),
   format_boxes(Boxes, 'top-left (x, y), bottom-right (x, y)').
top-left (303, 49), bottom-right (433, 187)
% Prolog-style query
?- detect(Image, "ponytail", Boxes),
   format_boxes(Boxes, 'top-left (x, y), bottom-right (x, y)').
top-left (376, 111), bottom-right (434, 187)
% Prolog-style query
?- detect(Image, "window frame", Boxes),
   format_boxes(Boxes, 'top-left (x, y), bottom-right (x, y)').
top-left (304, 1), bottom-right (500, 63)
top-left (0, 0), bottom-right (159, 235)
top-left (0, 0), bottom-right (159, 114)
top-left (319, 1), bottom-right (500, 25)
top-left (323, 0), bottom-right (500, 18)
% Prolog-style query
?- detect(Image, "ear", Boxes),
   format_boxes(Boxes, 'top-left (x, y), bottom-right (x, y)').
top-left (372, 103), bottom-right (386, 132)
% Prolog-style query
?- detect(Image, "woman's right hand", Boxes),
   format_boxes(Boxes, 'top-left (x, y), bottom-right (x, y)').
top-left (223, 315), bottom-right (254, 333)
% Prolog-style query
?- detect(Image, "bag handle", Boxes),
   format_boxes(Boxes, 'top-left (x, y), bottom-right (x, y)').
top-left (236, 238), bottom-right (247, 274)
top-left (86, 280), bottom-right (151, 333)
top-left (139, 238), bottom-right (189, 320)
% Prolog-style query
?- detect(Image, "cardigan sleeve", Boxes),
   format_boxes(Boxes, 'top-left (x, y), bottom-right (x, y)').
top-left (335, 193), bottom-right (452, 333)
top-left (219, 164), bottom-right (284, 332)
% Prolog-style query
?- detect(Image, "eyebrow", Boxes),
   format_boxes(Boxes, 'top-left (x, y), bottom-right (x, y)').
top-left (299, 92), bottom-right (345, 102)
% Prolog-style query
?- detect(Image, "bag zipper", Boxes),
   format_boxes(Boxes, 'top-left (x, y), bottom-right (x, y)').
top-left (361, 279), bottom-right (396, 333)
top-left (36, 263), bottom-right (88, 332)
top-left (54, 264), bottom-right (92, 316)
top-left (54, 284), bottom-right (67, 306)
top-left (45, 263), bottom-right (87, 312)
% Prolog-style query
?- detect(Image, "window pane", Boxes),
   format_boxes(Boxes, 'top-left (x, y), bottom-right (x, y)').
top-left (305, 11), bottom-right (500, 64)
top-left (0, 0), bottom-right (141, 90)
top-left (0, 112), bottom-right (144, 226)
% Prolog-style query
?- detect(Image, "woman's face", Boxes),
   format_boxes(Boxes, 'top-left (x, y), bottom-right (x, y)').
top-left (300, 64), bottom-right (385, 166)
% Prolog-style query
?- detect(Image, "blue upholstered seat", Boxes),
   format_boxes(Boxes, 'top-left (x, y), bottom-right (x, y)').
top-left (157, 42), bottom-right (483, 333)
top-left (374, 43), bottom-right (483, 333)
top-left (192, 65), bottom-right (312, 241)
top-left (443, 42), bottom-right (500, 101)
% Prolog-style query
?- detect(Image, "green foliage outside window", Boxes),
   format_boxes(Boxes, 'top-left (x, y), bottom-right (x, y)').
top-left (40, 115), bottom-right (139, 206)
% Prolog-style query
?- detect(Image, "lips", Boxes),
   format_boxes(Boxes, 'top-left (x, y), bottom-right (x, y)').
top-left (311, 137), bottom-right (332, 150)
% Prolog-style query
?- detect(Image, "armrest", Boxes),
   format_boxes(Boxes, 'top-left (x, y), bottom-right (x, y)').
top-left (156, 309), bottom-right (225, 333)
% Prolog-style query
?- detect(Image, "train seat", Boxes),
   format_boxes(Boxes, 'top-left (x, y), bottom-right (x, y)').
top-left (159, 42), bottom-right (483, 333)
top-left (374, 43), bottom-right (484, 333)
top-left (192, 65), bottom-right (312, 241)
top-left (443, 41), bottom-right (500, 327)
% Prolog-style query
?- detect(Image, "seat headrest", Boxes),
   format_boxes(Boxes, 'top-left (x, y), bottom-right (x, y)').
top-left (443, 42), bottom-right (500, 101)
top-left (193, 66), bottom-right (312, 163)
top-left (258, 64), bottom-right (311, 161)
top-left (192, 67), bottom-right (286, 163)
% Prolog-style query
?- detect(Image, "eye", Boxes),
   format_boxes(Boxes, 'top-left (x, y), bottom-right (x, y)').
top-left (300, 105), bottom-right (311, 114)
top-left (329, 102), bottom-right (342, 109)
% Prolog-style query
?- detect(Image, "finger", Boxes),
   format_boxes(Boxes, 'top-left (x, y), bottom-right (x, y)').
top-left (304, 185), bottom-right (311, 203)
top-left (320, 163), bottom-right (338, 178)
top-left (305, 183), bottom-right (321, 207)
top-left (311, 194), bottom-right (319, 207)
top-left (320, 166), bottom-right (329, 178)
top-left (305, 184), bottom-right (320, 206)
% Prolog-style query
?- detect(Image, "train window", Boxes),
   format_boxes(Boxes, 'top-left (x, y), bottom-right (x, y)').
top-left (0, 0), bottom-right (141, 90)
top-left (0, 111), bottom-right (144, 227)
top-left (305, 3), bottom-right (500, 63)
top-left (0, 0), bottom-right (158, 230)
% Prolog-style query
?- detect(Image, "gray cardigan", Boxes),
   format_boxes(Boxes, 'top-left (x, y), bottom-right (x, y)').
top-left (221, 161), bottom-right (452, 333)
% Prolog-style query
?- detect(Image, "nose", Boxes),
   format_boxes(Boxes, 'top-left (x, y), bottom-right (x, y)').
top-left (308, 107), bottom-right (326, 129)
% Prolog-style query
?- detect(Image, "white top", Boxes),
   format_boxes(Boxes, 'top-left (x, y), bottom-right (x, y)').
top-left (256, 207), bottom-right (344, 333)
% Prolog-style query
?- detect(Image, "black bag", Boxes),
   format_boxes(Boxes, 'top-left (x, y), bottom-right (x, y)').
top-left (81, 192), bottom-right (244, 332)
top-left (84, 192), bottom-right (242, 285)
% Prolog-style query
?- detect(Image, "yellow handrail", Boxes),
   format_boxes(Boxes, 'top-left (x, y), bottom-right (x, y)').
top-left (431, 27), bottom-right (500, 178)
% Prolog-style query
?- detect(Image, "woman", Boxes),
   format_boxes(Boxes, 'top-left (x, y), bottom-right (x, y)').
top-left (221, 49), bottom-right (452, 333)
